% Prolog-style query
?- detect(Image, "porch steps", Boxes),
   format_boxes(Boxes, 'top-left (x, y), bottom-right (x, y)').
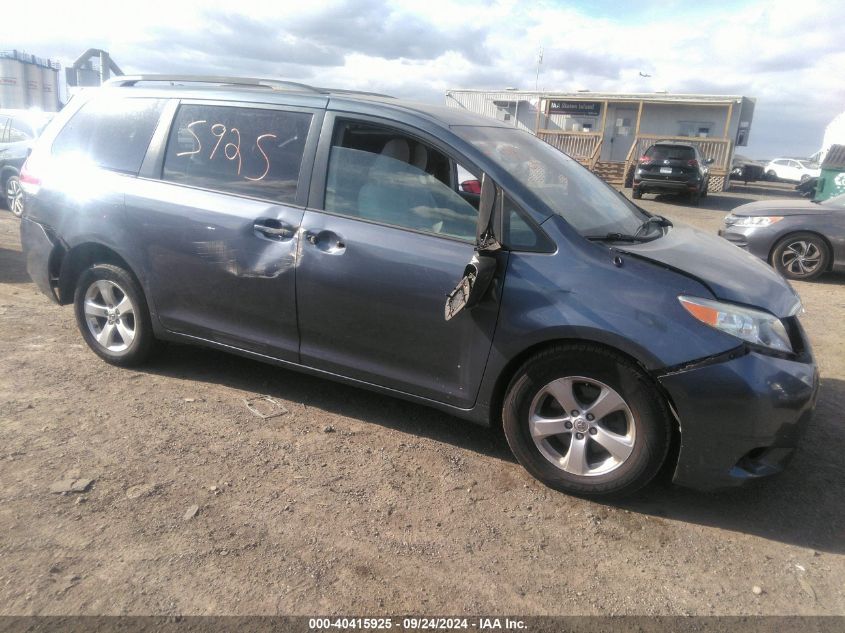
top-left (592, 161), bottom-right (628, 187)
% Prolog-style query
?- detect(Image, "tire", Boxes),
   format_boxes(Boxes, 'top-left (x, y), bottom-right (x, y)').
top-left (701, 179), bottom-right (709, 198)
top-left (632, 189), bottom-right (642, 200)
top-left (502, 344), bottom-right (672, 498)
top-left (766, 169), bottom-right (778, 181)
top-left (5, 174), bottom-right (24, 218)
top-left (688, 189), bottom-right (700, 206)
top-left (771, 232), bottom-right (830, 281)
top-left (73, 263), bottom-right (157, 366)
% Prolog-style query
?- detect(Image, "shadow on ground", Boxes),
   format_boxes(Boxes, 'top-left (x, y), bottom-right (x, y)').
top-left (143, 342), bottom-right (845, 555)
top-left (0, 246), bottom-right (31, 284)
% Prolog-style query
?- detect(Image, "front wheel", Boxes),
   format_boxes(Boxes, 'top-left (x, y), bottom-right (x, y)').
top-left (771, 232), bottom-right (829, 281)
top-left (5, 175), bottom-right (24, 217)
top-left (73, 263), bottom-right (157, 366)
top-left (502, 344), bottom-right (672, 498)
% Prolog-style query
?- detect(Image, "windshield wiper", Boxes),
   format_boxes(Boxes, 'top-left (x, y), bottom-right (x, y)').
top-left (585, 232), bottom-right (644, 242)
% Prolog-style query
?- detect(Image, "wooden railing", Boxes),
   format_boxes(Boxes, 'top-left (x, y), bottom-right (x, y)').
top-left (624, 134), bottom-right (733, 176)
top-left (537, 130), bottom-right (602, 163)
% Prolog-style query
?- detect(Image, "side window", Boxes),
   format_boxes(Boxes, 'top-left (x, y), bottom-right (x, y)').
top-left (8, 119), bottom-right (33, 142)
top-left (52, 97), bottom-right (164, 174)
top-left (324, 121), bottom-right (478, 241)
top-left (163, 105), bottom-right (311, 204)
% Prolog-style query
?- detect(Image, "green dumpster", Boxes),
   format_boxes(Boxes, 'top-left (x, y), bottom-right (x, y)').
top-left (814, 144), bottom-right (845, 201)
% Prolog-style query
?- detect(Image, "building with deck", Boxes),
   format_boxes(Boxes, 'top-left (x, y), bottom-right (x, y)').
top-left (445, 89), bottom-right (755, 191)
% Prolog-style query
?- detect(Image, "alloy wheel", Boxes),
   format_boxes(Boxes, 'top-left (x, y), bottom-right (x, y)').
top-left (780, 240), bottom-right (822, 276)
top-left (83, 280), bottom-right (137, 353)
top-left (528, 376), bottom-right (636, 476)
top-left (6, 177), bottom-right (23, 217)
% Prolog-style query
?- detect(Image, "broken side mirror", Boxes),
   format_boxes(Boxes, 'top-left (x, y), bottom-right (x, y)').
top-left (445, 174), bottom-right (500, 321)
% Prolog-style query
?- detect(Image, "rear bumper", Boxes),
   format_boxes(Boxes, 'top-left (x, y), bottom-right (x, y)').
top-left (634, 177), bottom-right (700, 193)
top-left (20, 217), bottom-right (59, 303)
top-left (659, 349), bottom-right (819, 491)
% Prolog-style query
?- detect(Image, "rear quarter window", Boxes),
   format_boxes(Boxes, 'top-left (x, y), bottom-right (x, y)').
top-left (51, 97), bottom-right (165, 174)
top-left (162, 104), bottom-right (312, 204)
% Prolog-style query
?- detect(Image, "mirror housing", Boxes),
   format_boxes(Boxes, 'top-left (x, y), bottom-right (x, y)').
top-left (444, 174), bottom-right (501, 321)
top-left (705, 157), bottom-right (715, 165)
top-left (444, 252), bottom-right (497, 321)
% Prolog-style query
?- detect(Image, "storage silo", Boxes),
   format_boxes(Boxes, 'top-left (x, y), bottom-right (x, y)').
top-left (0, 55), bottom-right (26, 109)
top-left (24, 61), bottom-right (42, 108)
top-left (40, 65), bottom-right (58, 111)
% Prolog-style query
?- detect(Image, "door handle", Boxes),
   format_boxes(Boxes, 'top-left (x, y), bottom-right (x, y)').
top-left (305, 230), bottom-right (346, 253)
top-left (254, 220), bottom-right (294, 240)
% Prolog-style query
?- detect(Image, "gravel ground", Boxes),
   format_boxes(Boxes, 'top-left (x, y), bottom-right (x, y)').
top-left (0, 181), bottom-right (842, 616)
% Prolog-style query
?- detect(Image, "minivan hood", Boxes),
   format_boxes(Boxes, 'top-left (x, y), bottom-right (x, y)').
top-left (732, 199), bottom-right (832, 217)
top-left (617, 223), bottom-right (801, 318)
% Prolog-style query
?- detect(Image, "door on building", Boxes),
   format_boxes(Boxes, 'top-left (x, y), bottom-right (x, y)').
top-left (606, 107), bottom-right (637, 162)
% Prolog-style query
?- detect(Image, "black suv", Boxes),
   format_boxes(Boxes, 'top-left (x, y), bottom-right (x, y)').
top-left (632, 141), bottom-right (712, 205)
top-left (0, 110), bottom-right (53, 217)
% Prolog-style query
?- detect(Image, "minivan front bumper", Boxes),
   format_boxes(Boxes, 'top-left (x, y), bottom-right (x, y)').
top-left (658, 349), bottom-right (819, 490)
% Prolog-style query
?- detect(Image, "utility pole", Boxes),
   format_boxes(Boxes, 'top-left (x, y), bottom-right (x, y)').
top-left (535, 47), bottom-right (543, 92)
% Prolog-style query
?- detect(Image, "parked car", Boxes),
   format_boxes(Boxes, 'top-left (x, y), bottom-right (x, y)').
top-left (632, 141), bottom-right (713, 205)
top-left (20, 76), bottom-right (818, 498)
top-left (730, 154), bottom-right (764, 183)
top-left (764, 158), bottom-right (820, 183)
top-left (0, 109), bottom-right (53, 217)
top-left (720, 193), bottom-right (845, 280)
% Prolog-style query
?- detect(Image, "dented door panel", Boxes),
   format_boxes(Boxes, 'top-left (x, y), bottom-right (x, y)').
top-left (124, 178), bottom-right (303, 361)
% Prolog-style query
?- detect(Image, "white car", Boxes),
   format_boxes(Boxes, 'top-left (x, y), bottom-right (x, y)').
top-left (764, 158), bottom-right (821, 183)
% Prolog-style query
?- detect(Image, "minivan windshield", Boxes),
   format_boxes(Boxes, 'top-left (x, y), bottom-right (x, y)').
top-left (455, 126), bottom-right (650, 238)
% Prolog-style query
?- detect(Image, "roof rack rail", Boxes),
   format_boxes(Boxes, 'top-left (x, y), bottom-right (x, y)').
top-left (103, 74), bottom-right (325, 94)
top-left (103, 75), bottom-right (395, 99)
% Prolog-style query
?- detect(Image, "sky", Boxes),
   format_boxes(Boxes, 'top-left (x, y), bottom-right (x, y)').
top-left (2, 0), bottom-right (844, 159)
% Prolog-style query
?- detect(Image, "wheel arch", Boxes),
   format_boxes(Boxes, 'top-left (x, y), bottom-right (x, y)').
top-left (486, 336), bottom-right (677, 431)
top-left (56, 242), bottom-right (143, 305)
top-left (768, 230), bottom-right (835, 272)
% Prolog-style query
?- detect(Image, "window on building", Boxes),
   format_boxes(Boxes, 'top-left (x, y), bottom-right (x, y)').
top-left (52, 97), bottom-right (165, 174)
top-left (679, 121), bottom-right (714, 138)
top-left (163, 105), bottom-right (312, 203)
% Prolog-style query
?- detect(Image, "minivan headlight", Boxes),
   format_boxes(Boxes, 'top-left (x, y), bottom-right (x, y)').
top-left (679, 296), bottom-right (792, 353)
top-left (725, 215), bottom-right (783, 227)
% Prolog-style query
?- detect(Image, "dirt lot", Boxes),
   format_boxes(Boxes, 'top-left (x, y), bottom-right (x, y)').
top-left (0, 181), bottom-right (843, 616)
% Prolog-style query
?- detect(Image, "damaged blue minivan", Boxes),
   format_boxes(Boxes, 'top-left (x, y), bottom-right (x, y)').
top-left (20, 76), bottom-right (819, 497)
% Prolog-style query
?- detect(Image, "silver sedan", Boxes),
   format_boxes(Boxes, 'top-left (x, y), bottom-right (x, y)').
top-left (719, 193), bottom-right (845, 280)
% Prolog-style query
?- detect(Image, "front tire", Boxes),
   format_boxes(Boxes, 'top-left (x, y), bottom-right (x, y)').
top-left (771, 232), bottom-right (829, 281)
top-left (502, 344), bottom-right (672, 498)
top-left (73, 263), bottom-right (157, 366)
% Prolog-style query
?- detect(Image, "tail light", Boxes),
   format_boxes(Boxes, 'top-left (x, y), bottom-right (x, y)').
top-left (687, 159), bottom-right (699, 168)
top-left (20, 149), bottom-right (46, 194)
top-left (460, 179), bottom-right (481, 194)
top-left (639, 155), bottom-right (652, 165)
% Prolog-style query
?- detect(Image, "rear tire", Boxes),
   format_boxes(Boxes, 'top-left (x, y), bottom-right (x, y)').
top-left (73, 263), bottom-right (157, 366)
top-left (771, 232), bottom-right (829, 281)
top-left (632, 189), bottom-right (642, 199)
top-left (688, 189), bottom-right (701, 206)
top-left (766, 169), bottom-right (778, 181)
top-left (502, 344), bottom-right (671, 498)
top-left (5, 174), bottom-right (23, 217)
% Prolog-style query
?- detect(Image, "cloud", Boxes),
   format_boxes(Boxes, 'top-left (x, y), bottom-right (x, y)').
top-left (0, 0), bottom-right (842, 158)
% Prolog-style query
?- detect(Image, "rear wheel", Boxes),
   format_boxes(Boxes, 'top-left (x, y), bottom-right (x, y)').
top-left (800, 174), bottom-right (811, 184)
top-left (502, 344), bottom-right (671, 498)
top-left (73, 263), bottom-right (157, 366)
top-left (5, 175), bottom-right (23, 217)
top-left (632, 189), bottom-right (642, 200)
top-left (766, 169), bottom-right (778, 181)
top-left (701, 179), bottom-right (709, 198)
top-left (688, 189), bottom-right (701, 206)
top-left (771, 232), bottom-right (829, 281)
